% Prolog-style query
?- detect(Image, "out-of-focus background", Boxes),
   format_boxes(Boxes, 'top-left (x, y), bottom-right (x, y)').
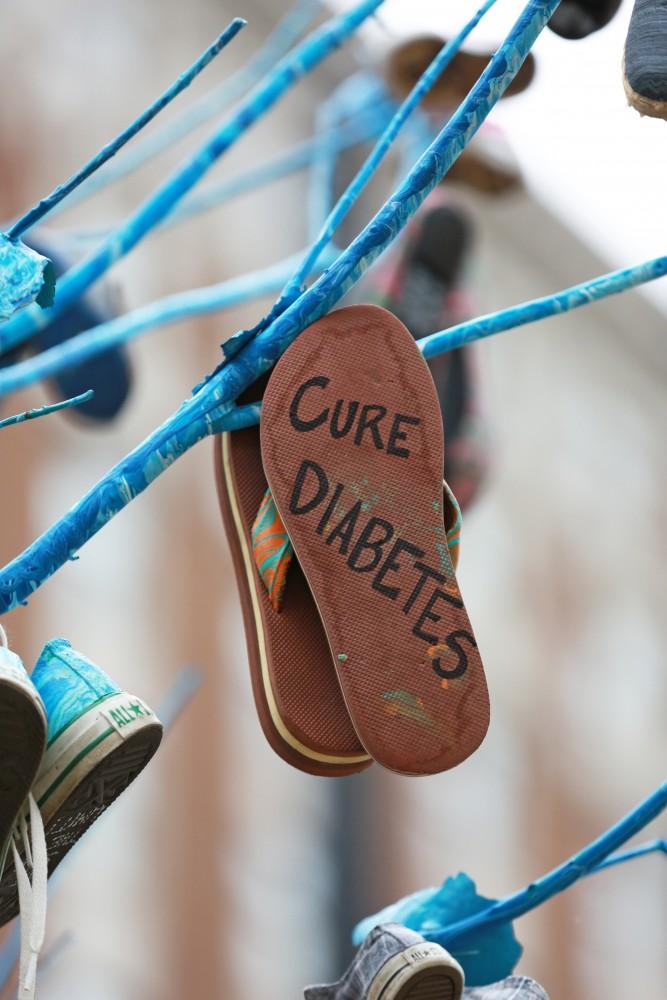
top-left (0, 1), bottom-right (665, 998)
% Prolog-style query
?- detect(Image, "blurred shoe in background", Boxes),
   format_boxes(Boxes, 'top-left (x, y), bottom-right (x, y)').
top-left (22, 233), bottom-right (132, 422)
top-left (548, 0), bottom-right (622, 39)
top-left (304, 923), bottom-right (465, 1000)
top-left (624, 0), bottom-right (667, 117)
top-left (363, 199), bottom-right (490, 511)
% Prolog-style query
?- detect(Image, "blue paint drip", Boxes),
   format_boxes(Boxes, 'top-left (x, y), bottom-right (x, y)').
top-left (7, 20), bottom-right (246, 239)
top-left (0, 0), bottom-right (385, 356)
top-left (0, 0), bottom-right (558, 613)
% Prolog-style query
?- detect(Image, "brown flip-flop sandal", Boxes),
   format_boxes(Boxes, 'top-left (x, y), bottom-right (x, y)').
top-left (260, 305), bottom-right (489, 776)
top-left (215, 413), bottom-right (372, 776)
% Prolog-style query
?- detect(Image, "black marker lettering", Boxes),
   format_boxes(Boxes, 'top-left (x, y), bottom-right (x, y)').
top-left (289, 459), bottom-right (329, 515)
top-left (289, 376), bottom-right (330, 432)
top-left (347, 517), bottom-right (394, 573)
top-left (373, 538), bottom-right (425, 600)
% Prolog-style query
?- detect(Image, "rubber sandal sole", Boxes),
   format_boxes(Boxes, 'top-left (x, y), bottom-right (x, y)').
top-left (215, 428), bottom-right (371, 776)
top-left (261, 304), bottom-right (489, 775)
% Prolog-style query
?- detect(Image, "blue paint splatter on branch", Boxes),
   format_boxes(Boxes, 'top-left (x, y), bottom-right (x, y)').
top-left (7, 21), bottom-right (246, 239)
top-left (0, 0), bottom-right (558, 613)
top-left (0, 0), bottom-right (385, 356)
top-left (0, 237), bottom-right (54, 321)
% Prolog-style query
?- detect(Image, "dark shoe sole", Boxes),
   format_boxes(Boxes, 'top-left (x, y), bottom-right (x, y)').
top-left (0, 692), bottom-right (162, 924)
top-left (0, 670), bottom-right (47, 874)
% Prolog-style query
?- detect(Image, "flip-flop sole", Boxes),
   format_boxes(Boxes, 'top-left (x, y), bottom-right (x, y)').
top-left (261, 305), bottom-right (489, 775)
top-left (0, 690), bottom-right (162, 924)
top-left (216, 429), bottom-right (371, 776)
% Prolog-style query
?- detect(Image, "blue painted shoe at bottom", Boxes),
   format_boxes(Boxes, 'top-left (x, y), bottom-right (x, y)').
top-left (0, 638), bottom-right (162, 928)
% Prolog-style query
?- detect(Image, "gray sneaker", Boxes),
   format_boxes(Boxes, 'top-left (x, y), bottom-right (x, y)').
top-left (304, 923), bottom-right (464, 1000)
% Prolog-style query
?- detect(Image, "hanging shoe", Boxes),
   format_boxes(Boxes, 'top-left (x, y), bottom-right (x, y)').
top-left (304, 923), bottom-right (464, 1000)
top-left (385, 37), bottom-right (535, 111)
top-left (363, 201), bottom-right (490, 511)
top-left (260, 304), bottom-right (489, 775)
top-left (548, 0), bottom-right (621, 39)
top-left (216, 395), bottom-right (462, 776)
top-left (624, 0), bottom-right (667, 118)
top-left (0, 638), bottom-right (162, 932)
top-left (24, 234), bottom-right (132, 421)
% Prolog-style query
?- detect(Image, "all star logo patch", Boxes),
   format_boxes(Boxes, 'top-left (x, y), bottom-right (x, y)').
top-left (103, 699), bottom-right (152, 734)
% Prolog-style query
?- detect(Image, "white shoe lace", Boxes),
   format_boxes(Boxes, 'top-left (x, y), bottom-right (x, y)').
top-left (11, 795), bottom-right (47, 999)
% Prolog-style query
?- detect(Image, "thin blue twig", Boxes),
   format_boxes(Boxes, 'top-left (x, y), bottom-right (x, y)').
top-left (435, 782), bottom-right (667, 948)
top-left (280, 0), bottom-right (500, 308)
top-left (7, 21), bottom-right (246, 239)
top-left (589, 838), bottom-right (667, 874)
top-left (48, 0), bottom-right (324, 214)
top-left (418, 254), bottom-right (667, 359)
top-left (66, 103), bottom-right (392, 243)
top-left (0, 0), bottom-right (385, 356)
top-left (0, 391), bottom-right (94, 430)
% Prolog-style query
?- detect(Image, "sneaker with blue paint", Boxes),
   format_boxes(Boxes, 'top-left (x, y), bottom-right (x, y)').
top-left (0, 638), bottom-right (162, 930)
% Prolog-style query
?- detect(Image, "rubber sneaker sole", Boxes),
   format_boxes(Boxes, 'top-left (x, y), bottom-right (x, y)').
top-left (0, 689), bottom-right (162, 924)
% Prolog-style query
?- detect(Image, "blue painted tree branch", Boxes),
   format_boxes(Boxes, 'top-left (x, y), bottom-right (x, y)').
top-left (0, 0), bottom-right (385, 356)
top-left (279, 0), bottom-right (500, 309)
top-left (66, 104), bottom-right (392, 243)
top-left (6, 21), bottom-right (246, 239)
top-left (47, 0), bottom-right (324, 215)
top-left (0, 391), bottom-right (94, 430)
top-left (417, 253), bottom-right (667, 358)
top-left (590, 838), bottom-right (666, 874)
top-left (435, 782), bottom-right (667, 949)
top-left (0, 248), bottom-right (337, 399)
top-left (0, 0), bottom-right (559, 613)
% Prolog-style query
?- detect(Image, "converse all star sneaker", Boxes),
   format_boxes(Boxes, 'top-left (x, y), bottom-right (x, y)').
top-left (0, 638), bottom-right (163, 930)
top-left (304, 923), bottom-right (464, 1000)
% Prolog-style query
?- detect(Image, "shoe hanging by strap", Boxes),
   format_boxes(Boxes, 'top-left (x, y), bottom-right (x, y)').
top-left (11, 795), bottom-right (47, 1000)
top-left (251, 481), bottom-right (462, 612)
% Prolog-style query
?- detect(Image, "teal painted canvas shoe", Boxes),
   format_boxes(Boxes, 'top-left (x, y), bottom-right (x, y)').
top-left (0, 638), bottom-right (162, 930)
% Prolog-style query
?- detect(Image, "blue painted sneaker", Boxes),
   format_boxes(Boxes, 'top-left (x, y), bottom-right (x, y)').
top-left (624, 0), bottom-right (667, 118)
top-left (0, 638), bottom-right (162, 932)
